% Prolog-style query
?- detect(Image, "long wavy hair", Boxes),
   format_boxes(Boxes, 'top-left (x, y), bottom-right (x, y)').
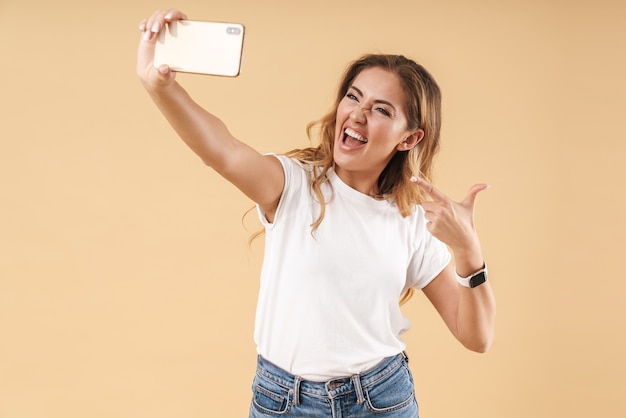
top-left (285, 55), bottom-right (443, 304)
top-left (287, 54), bottom-right (442, 229)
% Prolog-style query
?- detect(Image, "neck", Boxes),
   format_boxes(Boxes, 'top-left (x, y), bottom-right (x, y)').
top-left (334, 165), bottom-right (382, 197)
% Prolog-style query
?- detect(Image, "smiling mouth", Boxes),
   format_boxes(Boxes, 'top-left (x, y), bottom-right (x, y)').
top-left (344, 128), bottom-right (368, 144)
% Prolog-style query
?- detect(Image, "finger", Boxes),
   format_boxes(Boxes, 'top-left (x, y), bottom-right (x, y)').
top-left (151, 9), bottom-right (188, 29)
top-left (143, 9), bottom-right (162, 35)
top-left (141, 28), bottom-right (154, 42)
top-left (410, 176), bottom-right (448, 202)
top-left (143, 10), bottom-right (172, 35)
top-left (149, 10), bottom-right (168, 34)
top-left (164, 10), bottom-right (188, 21)
top-left (142, 9), bottom-right (188, 42)
top-left (140, 10), bottom-right (161, 42)
top-left (462, 183), bottom-right (490, 208)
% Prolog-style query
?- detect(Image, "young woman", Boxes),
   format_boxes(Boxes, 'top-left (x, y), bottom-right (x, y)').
top-left (138, 9), bottom-right (496, 418)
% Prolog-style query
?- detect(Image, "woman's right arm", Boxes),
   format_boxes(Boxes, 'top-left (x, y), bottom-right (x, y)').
top-left (137, 10), bottom-right (284, 219)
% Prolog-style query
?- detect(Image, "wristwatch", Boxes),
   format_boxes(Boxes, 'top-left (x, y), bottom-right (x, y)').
top-left (455, 264), bottom-right (488, 288)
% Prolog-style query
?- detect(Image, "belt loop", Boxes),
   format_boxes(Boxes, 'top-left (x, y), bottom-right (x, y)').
top-left (402, 350), bottom-right (409, 363)
top-left (293, 376), bottom-right (302, 407)
top-left (351, 375), bottom-right (365, 405)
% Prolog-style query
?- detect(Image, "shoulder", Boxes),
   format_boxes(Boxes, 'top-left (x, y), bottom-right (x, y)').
top-left (268, 155), bottom-right (317, 196)
top-left (269, 154), bottom-right (310, 172)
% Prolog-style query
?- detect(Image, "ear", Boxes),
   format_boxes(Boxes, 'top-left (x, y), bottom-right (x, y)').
top-left (396, 129), bottom-right (425, 151)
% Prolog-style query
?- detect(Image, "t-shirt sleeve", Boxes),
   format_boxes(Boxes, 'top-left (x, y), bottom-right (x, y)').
top-left (405, 209), bottom-right (452, 290)
top-left (255, 154), bottom-right (302, 229)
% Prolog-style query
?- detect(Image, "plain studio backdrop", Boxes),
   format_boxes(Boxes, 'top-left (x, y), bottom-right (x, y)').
top-left (1, 0), bottom-right (624, 417)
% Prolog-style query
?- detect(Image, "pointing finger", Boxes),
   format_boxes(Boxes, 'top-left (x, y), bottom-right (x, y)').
top-left (410, 176), bottom-right (447, 202)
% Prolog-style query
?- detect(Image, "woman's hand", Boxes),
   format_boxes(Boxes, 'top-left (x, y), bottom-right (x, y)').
top-left (414, 176), bottom-right (496, 352)
top-left (411, 176), bottom-right (488, 273)
top-left (137, 9), bottom-right (187, 89)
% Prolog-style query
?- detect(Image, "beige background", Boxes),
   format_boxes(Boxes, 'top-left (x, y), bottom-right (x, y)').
top-left (1, 0), bottom-right (625, 417)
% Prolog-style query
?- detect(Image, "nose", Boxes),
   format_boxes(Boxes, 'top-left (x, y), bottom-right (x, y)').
top-left (350, 105), bottom-right (368, 123)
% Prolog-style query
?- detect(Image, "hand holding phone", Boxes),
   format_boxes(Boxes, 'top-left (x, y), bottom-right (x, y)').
top-left (153, 20), bottom-right (245, 77)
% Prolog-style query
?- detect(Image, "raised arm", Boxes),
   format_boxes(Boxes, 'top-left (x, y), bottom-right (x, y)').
top-left (137, 10), bottom-right (284, 219)
top-left (411, 176), bottom-right (496, 352)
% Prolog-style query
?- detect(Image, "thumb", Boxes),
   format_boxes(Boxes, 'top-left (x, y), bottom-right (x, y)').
top-left (155, 64), bottom-right (176, 81)
top-left (462, 183), bottom-right (490, 208)
top-left (144, 63), bottom-right (177, 87)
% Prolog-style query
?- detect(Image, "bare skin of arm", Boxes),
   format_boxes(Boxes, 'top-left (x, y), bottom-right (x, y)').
top-left (137, 9), bottom-right (284, 220)
top-left (413, 177), bottom-right (496, 352)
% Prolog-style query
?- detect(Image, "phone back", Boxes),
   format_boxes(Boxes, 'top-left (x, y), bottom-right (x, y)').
top-left (154, 20), bottom-right (245, 77)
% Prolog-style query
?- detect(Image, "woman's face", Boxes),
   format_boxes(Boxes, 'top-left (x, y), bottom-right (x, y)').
top-left (333, 67), bottom-right (421, 189)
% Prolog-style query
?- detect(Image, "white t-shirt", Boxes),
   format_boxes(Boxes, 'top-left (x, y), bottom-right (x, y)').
top-left (255, 155), bottom-right (450, 381)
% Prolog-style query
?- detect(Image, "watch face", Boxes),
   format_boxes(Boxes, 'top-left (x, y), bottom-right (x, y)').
top-left (469, 271), bottom-right (487, 288)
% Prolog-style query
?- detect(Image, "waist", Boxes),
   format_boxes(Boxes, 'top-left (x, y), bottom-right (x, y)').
top-left (255, 352), bottom-right (409, 397)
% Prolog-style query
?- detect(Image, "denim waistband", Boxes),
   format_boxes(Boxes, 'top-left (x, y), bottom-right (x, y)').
top-left (255, 352), bottom-right (409, 405)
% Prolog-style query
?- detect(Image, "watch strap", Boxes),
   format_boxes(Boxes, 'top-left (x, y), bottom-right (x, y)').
top-left (455, 263), bottom-right (488, 288)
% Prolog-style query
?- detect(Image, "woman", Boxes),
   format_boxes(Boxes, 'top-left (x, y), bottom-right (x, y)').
top-left (138, 9), bottom-right (495, 418)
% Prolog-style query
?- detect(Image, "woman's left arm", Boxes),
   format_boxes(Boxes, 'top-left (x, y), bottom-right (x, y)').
top-left (412, 177), bottom-right (496, 352)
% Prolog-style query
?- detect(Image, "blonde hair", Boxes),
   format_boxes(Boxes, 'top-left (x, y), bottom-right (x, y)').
top-left (288, 54), bottom-right (442, 232)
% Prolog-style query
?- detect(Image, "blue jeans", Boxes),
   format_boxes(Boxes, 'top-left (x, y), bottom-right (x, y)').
top-left (249, 352), bottom-right (419, 417)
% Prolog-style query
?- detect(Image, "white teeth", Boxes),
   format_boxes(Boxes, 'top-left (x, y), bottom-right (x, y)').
top-left (345, 128), bottom-right (367, 143)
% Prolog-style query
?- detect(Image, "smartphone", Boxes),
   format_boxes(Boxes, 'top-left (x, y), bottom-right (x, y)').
top-left (154, 20), bottom-right (245, 77)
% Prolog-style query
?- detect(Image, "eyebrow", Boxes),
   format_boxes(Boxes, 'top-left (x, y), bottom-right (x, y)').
top-left (349, 85), bottom-right (397, 112)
